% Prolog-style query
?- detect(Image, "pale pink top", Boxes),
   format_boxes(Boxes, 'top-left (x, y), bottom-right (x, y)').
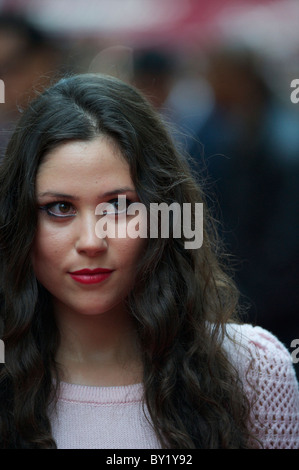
top-left (49, 324), bottom-right (299, 449)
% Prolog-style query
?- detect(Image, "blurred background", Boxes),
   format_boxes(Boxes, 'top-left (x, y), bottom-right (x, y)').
top-left (0, 0), bottom-right (298, 377)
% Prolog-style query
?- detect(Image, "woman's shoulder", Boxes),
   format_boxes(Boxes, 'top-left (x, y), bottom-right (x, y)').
top-left (223, 322), bottom-right (293, 363)
top-left (223, 323), bottom-right (299, 449)
top-left (222, 322), bottom-right (297, 383)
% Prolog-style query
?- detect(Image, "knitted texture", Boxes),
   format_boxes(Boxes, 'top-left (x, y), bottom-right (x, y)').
top-left (224, 324), bottom-right (299, 449)
top-left (49, 382), bottom-right (160, 449)
top-left (49, 324), bottom-right (299, 449)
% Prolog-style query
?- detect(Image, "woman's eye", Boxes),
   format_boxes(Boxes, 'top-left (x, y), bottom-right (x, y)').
top-left (100, 198), bottom-right (133, 215)
top-left (39, 202), bottom-right (76, 218)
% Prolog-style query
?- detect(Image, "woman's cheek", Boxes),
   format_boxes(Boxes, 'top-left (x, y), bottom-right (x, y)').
top-left (114, 235), bottom-right (146, 271)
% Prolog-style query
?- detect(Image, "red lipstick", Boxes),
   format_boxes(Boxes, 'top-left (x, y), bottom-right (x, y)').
top-left (69, 268), bottom-right (113, 285)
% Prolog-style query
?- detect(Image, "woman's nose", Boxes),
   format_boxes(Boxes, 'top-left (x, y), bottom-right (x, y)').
top-left (75, 213), bottom-right (108, 256)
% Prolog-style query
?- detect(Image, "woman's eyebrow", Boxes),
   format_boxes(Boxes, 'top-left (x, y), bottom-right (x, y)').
top-left (101, 187), bottom-right (137, 197)
top-left (37, 188), bottom-right (137, 200)
top-left (37, 192), bottom-right (79, 200)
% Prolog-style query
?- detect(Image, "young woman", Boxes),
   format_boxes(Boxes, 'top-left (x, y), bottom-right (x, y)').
top-left (0, 74), bottom-right (298, 449)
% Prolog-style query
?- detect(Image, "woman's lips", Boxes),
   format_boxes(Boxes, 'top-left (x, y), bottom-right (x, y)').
top-left (68, 268), bottom-right (113, 285)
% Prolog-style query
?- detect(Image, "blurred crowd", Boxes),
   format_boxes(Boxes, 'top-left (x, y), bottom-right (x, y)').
top-left (0, 11), bottom-right (298, 377)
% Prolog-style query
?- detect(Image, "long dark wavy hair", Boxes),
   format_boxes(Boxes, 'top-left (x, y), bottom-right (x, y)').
top-left (0, 73), bottom-right (257, 448)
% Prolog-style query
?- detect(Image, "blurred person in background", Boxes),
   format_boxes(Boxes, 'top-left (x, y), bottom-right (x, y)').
top-left (133, 48), bottom-right (212, 154)
top-left (0, 12), bottom-right (64, 156)
top-left (133, 48), bottom-right (176, 112)
top-left (189, 46), bottom-right (299, 378)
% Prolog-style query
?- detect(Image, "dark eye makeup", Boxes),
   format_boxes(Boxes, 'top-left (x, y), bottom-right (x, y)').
top-left (38, 198), bottom-right (135, 218)
top-left (39, 201), bottom-right (76, 218)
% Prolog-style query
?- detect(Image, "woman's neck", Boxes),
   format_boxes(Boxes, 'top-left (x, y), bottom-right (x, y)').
top-left (54, 304), bottom-right (143, 387)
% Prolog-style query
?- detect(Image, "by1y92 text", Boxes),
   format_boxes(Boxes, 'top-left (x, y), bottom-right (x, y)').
top-left (106, 454), bottom-right (192, 467)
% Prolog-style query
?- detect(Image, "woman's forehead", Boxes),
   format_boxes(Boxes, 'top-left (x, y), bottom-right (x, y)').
top-left (36, 137), bottom-right (134, 197)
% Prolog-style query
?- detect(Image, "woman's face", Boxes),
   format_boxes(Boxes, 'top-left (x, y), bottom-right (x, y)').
top-left (32, 137), bottom-right (146, 318)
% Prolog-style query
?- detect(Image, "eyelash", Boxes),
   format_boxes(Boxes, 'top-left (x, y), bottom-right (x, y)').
top-left (98, 198), bottom-right (134, 216)
top-left (39, 201), bottom-right (76, 218)
top-left (39, 198), bottom-right (134, 219)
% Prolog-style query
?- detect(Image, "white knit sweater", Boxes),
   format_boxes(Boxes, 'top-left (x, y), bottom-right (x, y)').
top-left (49, 324), bottom-right (299, 449)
